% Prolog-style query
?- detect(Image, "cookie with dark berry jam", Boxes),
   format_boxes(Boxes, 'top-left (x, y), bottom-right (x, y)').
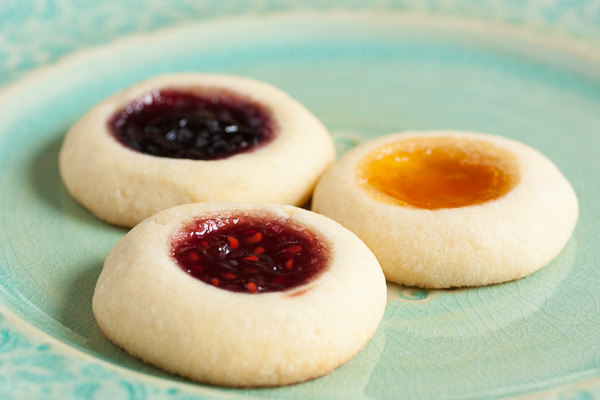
top-left (59, 74), bottom-right (336, 227)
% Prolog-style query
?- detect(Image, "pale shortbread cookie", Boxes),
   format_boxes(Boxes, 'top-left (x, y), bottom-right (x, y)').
top-left (92, 202), bottom-right (386, 387)
top-left (312, 131), bottom-right (579, 288)
top-left (59, 74), bottom-right (335, 227)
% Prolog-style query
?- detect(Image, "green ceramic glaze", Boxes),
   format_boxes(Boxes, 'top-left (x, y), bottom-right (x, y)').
top-left (0, 6), bottom-right (599, 400)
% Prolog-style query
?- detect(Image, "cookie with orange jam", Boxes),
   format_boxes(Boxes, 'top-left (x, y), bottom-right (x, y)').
top-left (312, 131), bottom-right (578, 288)
top-left (92, 203), bottom-right (386, 387)
top-left (59, 74), bottom-right (335, 227)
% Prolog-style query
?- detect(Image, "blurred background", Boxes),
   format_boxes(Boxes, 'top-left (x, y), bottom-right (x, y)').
top-left (2, 0), bottom-right (600, 86)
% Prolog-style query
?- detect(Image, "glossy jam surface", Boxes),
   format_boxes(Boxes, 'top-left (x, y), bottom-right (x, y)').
top-left (358, 137), bottom-right (519, 209)
top-left (109, 89), bottom-right (275, 160)
top-left (172, 214), bottom-right (329, 293)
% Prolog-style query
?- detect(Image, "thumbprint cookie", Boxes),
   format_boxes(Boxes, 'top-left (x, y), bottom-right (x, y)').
top-left (92, 202), bottom-right (386, 387)
top-left (59, 74), bottom-right (335, 227)
top-left (312, 131), bottom-right (578, 288)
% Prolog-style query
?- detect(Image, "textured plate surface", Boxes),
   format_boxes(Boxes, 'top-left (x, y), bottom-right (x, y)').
top-left (0, 7), bottom-right (600, 400)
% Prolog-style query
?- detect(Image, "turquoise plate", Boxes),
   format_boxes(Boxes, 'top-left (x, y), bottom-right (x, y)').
top-left (1, 3), bottom-right (600, 400)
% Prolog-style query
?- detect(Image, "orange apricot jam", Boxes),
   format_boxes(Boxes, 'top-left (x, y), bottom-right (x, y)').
top-left (357, 136), bottom-right (520, 209)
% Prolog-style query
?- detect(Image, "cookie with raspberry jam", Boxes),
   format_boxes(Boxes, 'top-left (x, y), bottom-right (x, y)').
top-left (92, 202), bottom-right (386, 387)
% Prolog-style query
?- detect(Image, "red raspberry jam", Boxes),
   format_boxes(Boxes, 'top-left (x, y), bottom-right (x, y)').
top-left (109, 89), bottom-right (276, 160)
top-left (172, 214), bottom-right (329, 293)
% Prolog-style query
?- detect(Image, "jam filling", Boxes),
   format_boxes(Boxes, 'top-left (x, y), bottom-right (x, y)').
top-left (358, 137), bottom-right (519, 209)
top-left (109, 89), bottom-right (275, 160)
top-left (172, 214), bottom-right (329, 293)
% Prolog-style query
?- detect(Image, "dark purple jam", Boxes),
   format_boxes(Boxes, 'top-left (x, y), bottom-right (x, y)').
top-left (109, 89), bottom-right (275, 160)
top-left (172, 214), bottom-right (329, 293)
